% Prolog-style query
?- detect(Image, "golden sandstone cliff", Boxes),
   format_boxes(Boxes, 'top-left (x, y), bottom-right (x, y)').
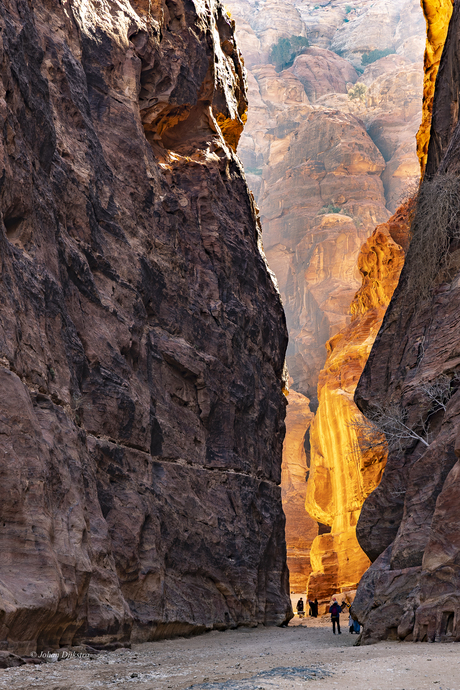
top-left (305, 203), bottom-right (410, 599)
top-left (224, 0), bottom-right (426, 596)
top-left (281, 390), bottom-right (316, 592)
top-left (303, 0), bottom-right (456, 600)
top-left (417, 0), bottom-right (454, 172)
top-left (353, 0), bottom-right (460, 642)
top-left (304, 0), bottom-right (455, 602)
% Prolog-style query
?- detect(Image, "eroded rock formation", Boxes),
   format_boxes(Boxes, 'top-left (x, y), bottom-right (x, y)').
top-left (305, 203), bottom-right (411, 600)
top-left (352, 0), bottom-right (460, 644)
top-left (281, 391), bottom-right (317, 592)
top-left (223, 0), bottom-right (425, 596)
top-left (0, 0), bottom-right (291, 653)
top-left (417, 0), bottom-right (453, 172)
top-left (226, 0), bottom-right (425, 406)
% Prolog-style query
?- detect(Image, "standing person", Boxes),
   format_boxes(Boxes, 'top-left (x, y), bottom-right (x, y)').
top-left (296, 597), bottom-right (305, 617)
top-left (348, 611), bottom-right (354, 633)
top-left (329, 597), bottom-right (341, 634)
top-left (313, 598), bottom-right (319, 618)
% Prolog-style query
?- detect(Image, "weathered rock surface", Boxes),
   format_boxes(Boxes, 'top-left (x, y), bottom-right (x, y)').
top-left (0, 0), bottom-right (291, 654)
top-left (305, 203), bottom-right (410, 601)
top-left (331, 0), bottom-right (425, 67)
top-left (352, 0), bottom-right (460, 644)
top-left (261, 107), bottom-right (389, 403)
top-left (416, 0), bottom-right (453, 172)
top-left (291, 47), bottom-right (358, 102)
top-left (281, 391), bottom-right (317, 593)
top-left (224, 0), bottom-right (425, 600)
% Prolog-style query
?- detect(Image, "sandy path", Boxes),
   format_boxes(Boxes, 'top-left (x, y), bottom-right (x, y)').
top-left (1, 617), bottom-right (459, 689)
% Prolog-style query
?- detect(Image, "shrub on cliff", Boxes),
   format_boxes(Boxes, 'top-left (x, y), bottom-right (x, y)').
top-left (406, 172), bottom-right (460, 301)
top-left (269, 35), bottom-right (309, 72)
top-left (350, 375), bottom-right (457, 457)
top-left (348, 82), bottom-right (367, 102)
top-left (361, 47), bottom-right (395, 66)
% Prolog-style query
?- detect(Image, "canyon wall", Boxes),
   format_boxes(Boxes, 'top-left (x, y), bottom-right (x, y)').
top-left (0, 0), bottom-right (291, 654)
top-left (226, 0), bottom-right (424, 406)
top-left (352, 0), bottom-right (460, 644)
top-left (224, 0), bottom-right (425, 595)
top-left (281, 390), bottom-right (316, 592)
top-left (305, 203), bottom-right (411, 599)
top-left (304, 0), bottom-right (456, 603)
top-left (417, 0), bottom-right (453, 172)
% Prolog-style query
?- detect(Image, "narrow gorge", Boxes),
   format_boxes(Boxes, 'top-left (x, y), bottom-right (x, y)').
top-left (223, 0), bottom-right (429, 601)
top-left (1, 0), bottom-right (460, 658)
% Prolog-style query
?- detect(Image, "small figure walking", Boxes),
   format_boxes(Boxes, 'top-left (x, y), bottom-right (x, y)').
top-left (329, 597), bottom-right (341, 634)
top-left (296, 597), bottom-right (305, 618)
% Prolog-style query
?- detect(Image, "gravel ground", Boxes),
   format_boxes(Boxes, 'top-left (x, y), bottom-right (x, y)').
top-left (1, 616), bottom-right (460, 689)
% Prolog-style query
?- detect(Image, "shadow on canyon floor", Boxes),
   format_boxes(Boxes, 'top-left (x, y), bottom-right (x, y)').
top-left (1, 618), bottom-right (460, 690)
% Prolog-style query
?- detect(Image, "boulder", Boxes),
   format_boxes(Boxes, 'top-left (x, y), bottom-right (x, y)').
top-left (290, 47), bottom-right (358, 101)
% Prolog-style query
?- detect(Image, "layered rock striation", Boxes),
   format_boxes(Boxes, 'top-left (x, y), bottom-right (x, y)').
top-left (352, 0), bottom-right (460, 643)
top-left (0, 0), bottom-right (291, 653)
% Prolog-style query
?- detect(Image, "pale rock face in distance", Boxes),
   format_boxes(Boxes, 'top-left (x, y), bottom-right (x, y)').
top-left (331, 0), bottom-right (425, 66)
top-left (291, 47), bottom-right (359, 101)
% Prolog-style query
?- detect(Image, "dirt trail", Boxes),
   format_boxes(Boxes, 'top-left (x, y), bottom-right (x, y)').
top-left (1, 617), bottom-right (459, 689)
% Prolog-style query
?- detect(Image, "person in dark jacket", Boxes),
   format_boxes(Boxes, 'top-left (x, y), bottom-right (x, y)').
top-left (296, 597), bottom-right (305, 617)
top-left (313, 598), bottom-right (319, 617)
top-left (329, 597), bottom-right (341, 634)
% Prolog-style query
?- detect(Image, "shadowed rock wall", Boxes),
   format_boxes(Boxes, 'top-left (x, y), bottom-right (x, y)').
top-left (0, 0), bottom-right (291, 654)
top-left (352, 0), bottom-right (460, 644)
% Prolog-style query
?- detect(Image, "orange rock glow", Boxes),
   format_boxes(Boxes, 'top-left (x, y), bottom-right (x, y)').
top-left (417, 0), bottom-right (454, 172)
top-left (281, 391), bottom-right (318, 593)
top-left (304, 203), bottom-right (412, 600)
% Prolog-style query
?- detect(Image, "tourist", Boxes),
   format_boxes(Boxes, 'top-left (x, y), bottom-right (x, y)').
top-left (296, 597), bottom-right (305, 617)
top-left (329, 597), bottom-right (341, 634)
top-left (309, 598), bottom-right (318, 617)
top-left (313, 598), bottom-right (319, 617)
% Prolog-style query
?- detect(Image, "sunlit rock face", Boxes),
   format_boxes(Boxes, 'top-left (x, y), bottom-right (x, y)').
top-left (353, 0), bottom-right (460, 645)
top-left (305, 203), bottom-right (411, 600)
top-left (330, 0), bottom-right (423, 67)
top-left (261, 108), bottom-right (389, 402)
top-left (417, 0), bottom-right (454, 172)
top-left (226, 0), bottom-right (424, 401)
top-left (225, 0), bottom-right (426, 598)
top-left (281, 391), bottom-right (317, 592)
top-left (291, 48), bottom-right (359, 101)
top-left (0, 0), bottom-right (291, 653)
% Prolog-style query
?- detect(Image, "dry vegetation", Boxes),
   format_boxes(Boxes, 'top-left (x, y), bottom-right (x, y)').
top-left (405, 172), bottom-right (460, 301)
top-left (349, 375), bottom-right (456, 457)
